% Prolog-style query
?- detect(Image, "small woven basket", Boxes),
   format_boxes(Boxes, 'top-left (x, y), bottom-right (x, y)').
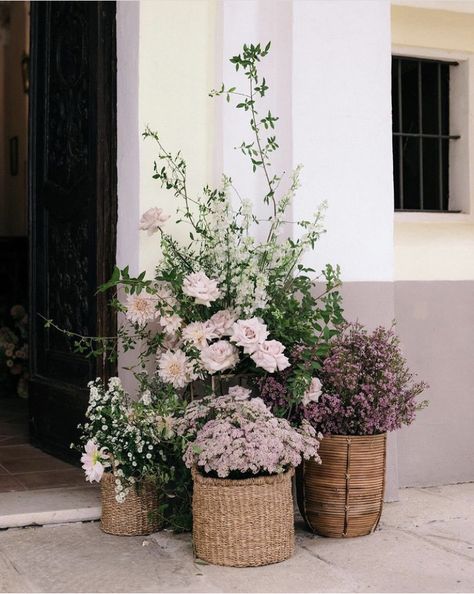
top-left (192, 468), bottom-right (295, 567)
top-left (100, 473), bottom-right (161, 536)
top-left (296, 434), bottom-right (386, 538)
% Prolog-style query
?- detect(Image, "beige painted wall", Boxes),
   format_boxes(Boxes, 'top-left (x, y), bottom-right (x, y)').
top-left (392, 5), bottom-right (474, 282)
top-left (137, 0), bottom-right (217, 275)
top-left (0, 1), bottom-right (28, 237)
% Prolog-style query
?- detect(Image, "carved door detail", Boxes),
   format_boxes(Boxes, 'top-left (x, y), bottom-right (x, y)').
top-left (29, 1), bottom-right (116, 459)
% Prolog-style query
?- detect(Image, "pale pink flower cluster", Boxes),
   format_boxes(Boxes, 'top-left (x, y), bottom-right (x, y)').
top-left (182, 321), bottom-right (217, 349)
top-left (228, 386), bottom-right (251, 400)
top-left (161, 314), bottom-right (182, 335)
top-left (157, 349), bottom-right (197, 388)
top-left (200, 340), bottom-right (239, 374)
top-left (302, 377), bottom-right (323, 406)
top-left (209, 309), bottom-right (237, 337)
top-left (178, 392), bottom-right (321, 478)
top-left (126, 281), bottom-right (178, 328)
top-left (125, 293), bottom-right (159, 326)
top-left (251, 340), bottom-right (290, 373)
top-left (139, 207), bottom-right (170, 235)
top-left (230, 318), bottom-right (268, 353)
top-left (229, 318), bottom-right (289, 373)
top-left (182, 271), bottom-right (221, 307)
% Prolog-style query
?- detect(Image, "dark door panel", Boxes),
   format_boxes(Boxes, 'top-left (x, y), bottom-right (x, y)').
top-left (29, 1), bottom-right (117, 460)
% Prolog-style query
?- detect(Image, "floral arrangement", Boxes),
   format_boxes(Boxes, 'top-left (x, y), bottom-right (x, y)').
top-left (0, 305), bottom-right (28, 398)
top-left (177, 387), bottom-right (321, 479)
top-left (66, 41), bottom-right (343, 406)
top-left (79, 377), bottom-right (192, 528)
top-left (46, 42), bottom-right (344, 529)
top-left (261, 323), bottom-right (428, 436)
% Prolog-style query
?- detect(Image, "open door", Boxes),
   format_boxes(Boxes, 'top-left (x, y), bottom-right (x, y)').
top-left (28, 1), bottom-right (117, 460)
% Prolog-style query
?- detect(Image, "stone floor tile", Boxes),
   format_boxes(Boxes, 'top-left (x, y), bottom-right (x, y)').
top-left (0, 475), bottom-right (26, 493)
top-left (14, 469), bottom-right (85, 491)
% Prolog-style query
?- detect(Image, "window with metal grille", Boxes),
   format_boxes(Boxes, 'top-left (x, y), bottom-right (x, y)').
top-left (392, 56), bottom-right (460, 212)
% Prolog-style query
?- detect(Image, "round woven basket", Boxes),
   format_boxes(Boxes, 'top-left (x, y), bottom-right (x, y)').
top-left (296, 434), bottom-right (386, 538)
top-left (192, 468), bottom-right (295, 567)
top-left (100, 473), bottom-right (161, 536)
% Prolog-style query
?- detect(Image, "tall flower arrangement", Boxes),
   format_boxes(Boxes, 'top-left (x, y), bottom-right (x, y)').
top-left (54, 42), bottom-right (344, 406)
top-left (46, 43), bottom-right (344, 532)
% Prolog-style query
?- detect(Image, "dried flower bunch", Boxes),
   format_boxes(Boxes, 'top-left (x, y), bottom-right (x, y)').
top-left (0, 305), bottom-right (28, 398)
top-left (177, 387), bottom-right (321, 479)
top-left (261, 323), bottom-right (428, 436)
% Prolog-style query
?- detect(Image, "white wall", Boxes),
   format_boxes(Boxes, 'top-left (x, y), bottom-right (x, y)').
top-left (292, 0), bottom-right (394, 282)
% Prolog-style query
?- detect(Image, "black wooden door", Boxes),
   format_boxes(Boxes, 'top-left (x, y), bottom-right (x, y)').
top-left (28, 1), bottom-right (117, 460)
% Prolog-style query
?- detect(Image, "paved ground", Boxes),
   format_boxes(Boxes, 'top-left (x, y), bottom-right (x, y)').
top-left (0, 482), bottom-right (473, 593)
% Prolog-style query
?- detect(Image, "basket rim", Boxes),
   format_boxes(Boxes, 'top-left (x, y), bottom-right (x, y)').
top-left (320, 433), bottom-right (387, 441)
top-left (101, 472), bottom-right (158, 485)
top-left (192, 466), bottom-right (295, 487)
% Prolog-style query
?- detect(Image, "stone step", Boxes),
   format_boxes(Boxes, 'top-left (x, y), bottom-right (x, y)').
top-left (0, 485), bottom-right (100, 529)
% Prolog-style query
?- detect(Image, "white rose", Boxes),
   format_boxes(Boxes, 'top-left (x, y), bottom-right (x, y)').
top-left (182, 272), bottom-right (221, 307)
top-left (230, 318), bottom-right (269, 354)
top-left (200, 340), bottom-right (239, 374)
top-left (139, 207), bottom-right (170, 235)
top-left (251, 340), bottom-right (290, 373)
top-left (302, 377), bottom-right (323, 407)
top-left (209, 309), bottom-right (237, 337)
top-left (228, 386), bottom-right (251, 401)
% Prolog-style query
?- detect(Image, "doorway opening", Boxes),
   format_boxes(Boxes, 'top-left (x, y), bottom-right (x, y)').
top-left (0, 1), bottom-right (117, 501)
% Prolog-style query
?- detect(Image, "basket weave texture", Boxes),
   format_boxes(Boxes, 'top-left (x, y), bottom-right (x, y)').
top-left (192, 468), bottom-right (295, 567)
top-left (100, 472), bottom-right (161, 536)
top-left (296, 434), bottom-right (386, 538)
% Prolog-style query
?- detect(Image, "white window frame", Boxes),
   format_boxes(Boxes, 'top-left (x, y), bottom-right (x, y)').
top-left (392, 44), bottom-right (474, 223)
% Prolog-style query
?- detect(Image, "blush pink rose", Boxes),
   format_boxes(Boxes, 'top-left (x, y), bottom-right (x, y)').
top-left (200, 340), bottom-right (239, 374)
top-left (230, 318), bottom-right (269, 354)
top-left (209, 309), bottom-right (237, 337)
top-left (182, 272), bottom-right (221, 307)
top-left (139, 207), bottom-right (170, 235)
top-left (251, 340), bottom-right (290, 373)
top-left (302, 377), bottom-right (323, 406)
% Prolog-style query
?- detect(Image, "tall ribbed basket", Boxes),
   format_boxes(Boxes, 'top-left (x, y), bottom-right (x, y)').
top-left (192, 468), bottom-right (295, 567)
top-left (100, 473), bottom-right (161, 536)
top-left (296, 434), bottom-right (386, 538)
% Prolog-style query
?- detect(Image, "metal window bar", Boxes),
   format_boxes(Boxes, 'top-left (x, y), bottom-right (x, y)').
top-left (438, 62), bottom-right (443, 211)
top-left (418, 61), bottom-right (424, 210)
top-left (392, 56), bottom-right (459, 212)
top-left (398, 58), bottom-right (403, 209)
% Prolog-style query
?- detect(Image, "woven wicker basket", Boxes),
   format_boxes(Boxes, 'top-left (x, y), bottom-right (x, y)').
top-left (100, 473), bottom-right (161, 536)
top-left (192, 468), bottom-right (295, 567)
top-left (296, 434), bottom-right (386, 538)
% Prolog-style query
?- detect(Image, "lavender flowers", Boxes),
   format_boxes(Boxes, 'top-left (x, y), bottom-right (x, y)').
top-left (304, 324), bottom-right (428, 435)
